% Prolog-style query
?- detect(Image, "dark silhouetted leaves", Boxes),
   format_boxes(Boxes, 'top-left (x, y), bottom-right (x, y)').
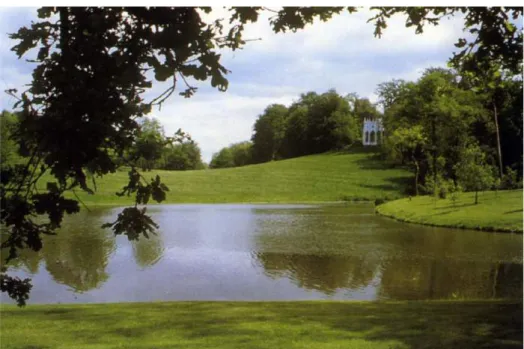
top-left (0, 274), bottom-right (32, 306)
top-left (102, 207), bottom-right (158, 241)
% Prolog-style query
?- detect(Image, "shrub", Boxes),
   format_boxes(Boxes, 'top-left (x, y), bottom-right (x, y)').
top-left (438, 185), bottom-right (448, 199)
top-left (374, 198), bottom-right (386, 206)
top-left (449, 182), bottom-right (463, 206)
top-left (501, 167), bottom-right (522, 190)
top-left (375, 196), bottom-right (393, 206)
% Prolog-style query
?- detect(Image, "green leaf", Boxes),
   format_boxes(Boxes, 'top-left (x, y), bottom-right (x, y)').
top-left (46, 182), bottom-right (59, 194)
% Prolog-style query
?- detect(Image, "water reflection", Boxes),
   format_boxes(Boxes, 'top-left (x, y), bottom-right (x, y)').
top-left (255, 253), bottom-right (379, 295)
top-left (378, 258), bottom-right (522, 300)
top-left (132, 232), bottom-right (164, 269)
top-left (1, 203), bottom-right (522, 303)
top-left (2, 208), bottom-right (116, 293)
top-left (251, 204), bottom-right (523, 299)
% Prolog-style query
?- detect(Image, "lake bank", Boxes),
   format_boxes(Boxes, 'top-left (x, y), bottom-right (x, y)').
top-left (1, 300), bottom-right (521, 349)
top-left (376, 190), bottom-right (523, 233)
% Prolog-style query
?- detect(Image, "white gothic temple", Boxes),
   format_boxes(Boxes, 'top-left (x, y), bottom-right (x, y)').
top-left (362, 117), bottom-right (384, 146)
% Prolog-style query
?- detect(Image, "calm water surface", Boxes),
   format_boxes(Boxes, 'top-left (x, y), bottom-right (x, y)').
top-left (2, 203), bottom-right (522, 304)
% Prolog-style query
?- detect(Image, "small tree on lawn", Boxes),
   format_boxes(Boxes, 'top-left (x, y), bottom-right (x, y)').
top-left (388, 125), bottom-right (427, 196)
top-left (449, 181), bottom-right (463, 207)
top-left (454, 144), bottom-right (495, 204)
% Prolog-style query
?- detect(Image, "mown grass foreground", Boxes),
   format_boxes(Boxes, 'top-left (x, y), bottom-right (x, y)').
top-left (57, 150), bottom-right (410, 205)
top-left (376, 190), bottom-right (523, 233)
top-left (1, 301), bottom-right (522, 349)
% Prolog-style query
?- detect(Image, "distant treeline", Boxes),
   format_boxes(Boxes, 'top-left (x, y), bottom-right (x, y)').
top-left (124, 118), bottom-right (206, 171)
top-left (210, 89), bottom-right (380, 168)
top-left (0, 113), bottom-right (206, 172)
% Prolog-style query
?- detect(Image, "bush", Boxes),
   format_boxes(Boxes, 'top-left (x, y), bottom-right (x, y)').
top-left (449, 181), bottom-right (463, 206)
top-left (374, 198), bottom-right (386, 206)
top-left (501, 167), bottom-right (522, 190)
top-left (438, 186), bottom-right (448, 199)
top-left (421, 174), bottom-right (450, 197)
top-left (374, 195), bottom-right (393, 206)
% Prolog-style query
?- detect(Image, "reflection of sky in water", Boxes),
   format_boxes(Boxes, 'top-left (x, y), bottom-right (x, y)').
top-left (2, 204), bottom-right (522, 304)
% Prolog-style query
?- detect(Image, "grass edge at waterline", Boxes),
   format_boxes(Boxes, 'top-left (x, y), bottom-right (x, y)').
top-left (376, 189), bottom-right (523, 233)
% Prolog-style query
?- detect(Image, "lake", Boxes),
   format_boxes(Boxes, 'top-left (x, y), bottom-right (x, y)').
top-left (1, 203), bottom-right (522, 304)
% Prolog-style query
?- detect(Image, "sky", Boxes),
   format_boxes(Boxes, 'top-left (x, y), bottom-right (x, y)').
top-left (0, 7), bottom-right (469, 162)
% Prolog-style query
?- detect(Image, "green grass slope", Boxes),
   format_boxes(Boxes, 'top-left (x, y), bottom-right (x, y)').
top-left (376, 190), bottom-right (523, 233)
top-left (61, 150), bottom-right (411, 205)
top-left (1, 301), bottom-right (521, 349)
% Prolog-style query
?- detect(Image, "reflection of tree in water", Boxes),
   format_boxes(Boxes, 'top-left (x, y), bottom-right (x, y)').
top-left (255, 252), bottom-right (378, 295)
top-left (377, 225), bottom-right (523, 300)
top-left (490, 262), bottom-right (523, 299)
top-left (132, 232), bottom-right (164, 269)
top-left (378, 258), bottom-right (523, 300)
top-left (1, 237), bottom-right (42, 275)
top-left (42, 209), bottom-right (116, 293)
top-left (252, 206), bottom-right (381, 295)
top-left (252, 205), bottom-right (523, 300)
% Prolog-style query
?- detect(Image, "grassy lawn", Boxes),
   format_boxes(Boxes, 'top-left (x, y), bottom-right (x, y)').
top-left (49, 149), bottom-right (411, 205)
top-left (1, 301), bottom-right (522, 349)
top-left (376, 190), bottom-right (523, 233)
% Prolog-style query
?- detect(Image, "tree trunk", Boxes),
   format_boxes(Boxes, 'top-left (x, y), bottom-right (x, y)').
top-left (493, 101), bottom-right (503, 178)
top-left (431, 113), bottom-right (437, 186)
top-left (412, 153), bottom-right (419, 196)
top-left (475, 190), bottom-right (478, 205)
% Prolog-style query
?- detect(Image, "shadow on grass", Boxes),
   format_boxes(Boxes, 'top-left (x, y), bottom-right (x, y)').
top-left (330, 143), bottom-right (382, 155)
top-left (433, 203), bottom-right (476, 210)
top-left (2, 301), bottom-right (522, 349)
top-left (358, 176), bottom-right (413, 196)
top-left (354, 154), bottom-right (394, 170)
top-left (504, 209), bottom-right (522, 215)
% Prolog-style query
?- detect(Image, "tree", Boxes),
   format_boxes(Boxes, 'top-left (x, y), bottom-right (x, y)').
top-left (2, 6), bottom-right (522, 305)
top-left (0, 111), bottom-right (21, 166)
top-left (209, 147), bottom-right (235, 169)
top-left (455, 56), bottom-right (523, 179)
top-left (208, 141), bottom-right (253, 169)
top-left (381, 68), bottom-right (486, 187)
top-left (375, 79), bottom-right (409, 111)
top-left (498, 79), bottom-right (523, 177)
top-left (387, 125), bottom-right (427, 196)
top-left (162, 141), bottom-right (204, 171)
top-left (454, 143), bottom-right (495, 204)
top-left (280, 104), bottom-right (309, 158)
top-left (251, 104), bottom-right (288, 163)
top-left (229, 141), bottom-right (253, 167)
top-left (131, 118), bottom-right (167, 171)
top-left (305, 89), bottom-right (358, 151)
top-left (279, 89), bottom-right (358, 157)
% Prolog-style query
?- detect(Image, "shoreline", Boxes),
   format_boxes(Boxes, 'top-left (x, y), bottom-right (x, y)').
top-left (375, 190), bottom-right (523, 234)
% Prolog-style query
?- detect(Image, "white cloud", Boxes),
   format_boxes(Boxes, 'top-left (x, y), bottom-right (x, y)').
top-left (150, 90), bottom-right (296, 162)
top-left (1, 7), bottom-right (468, 162)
